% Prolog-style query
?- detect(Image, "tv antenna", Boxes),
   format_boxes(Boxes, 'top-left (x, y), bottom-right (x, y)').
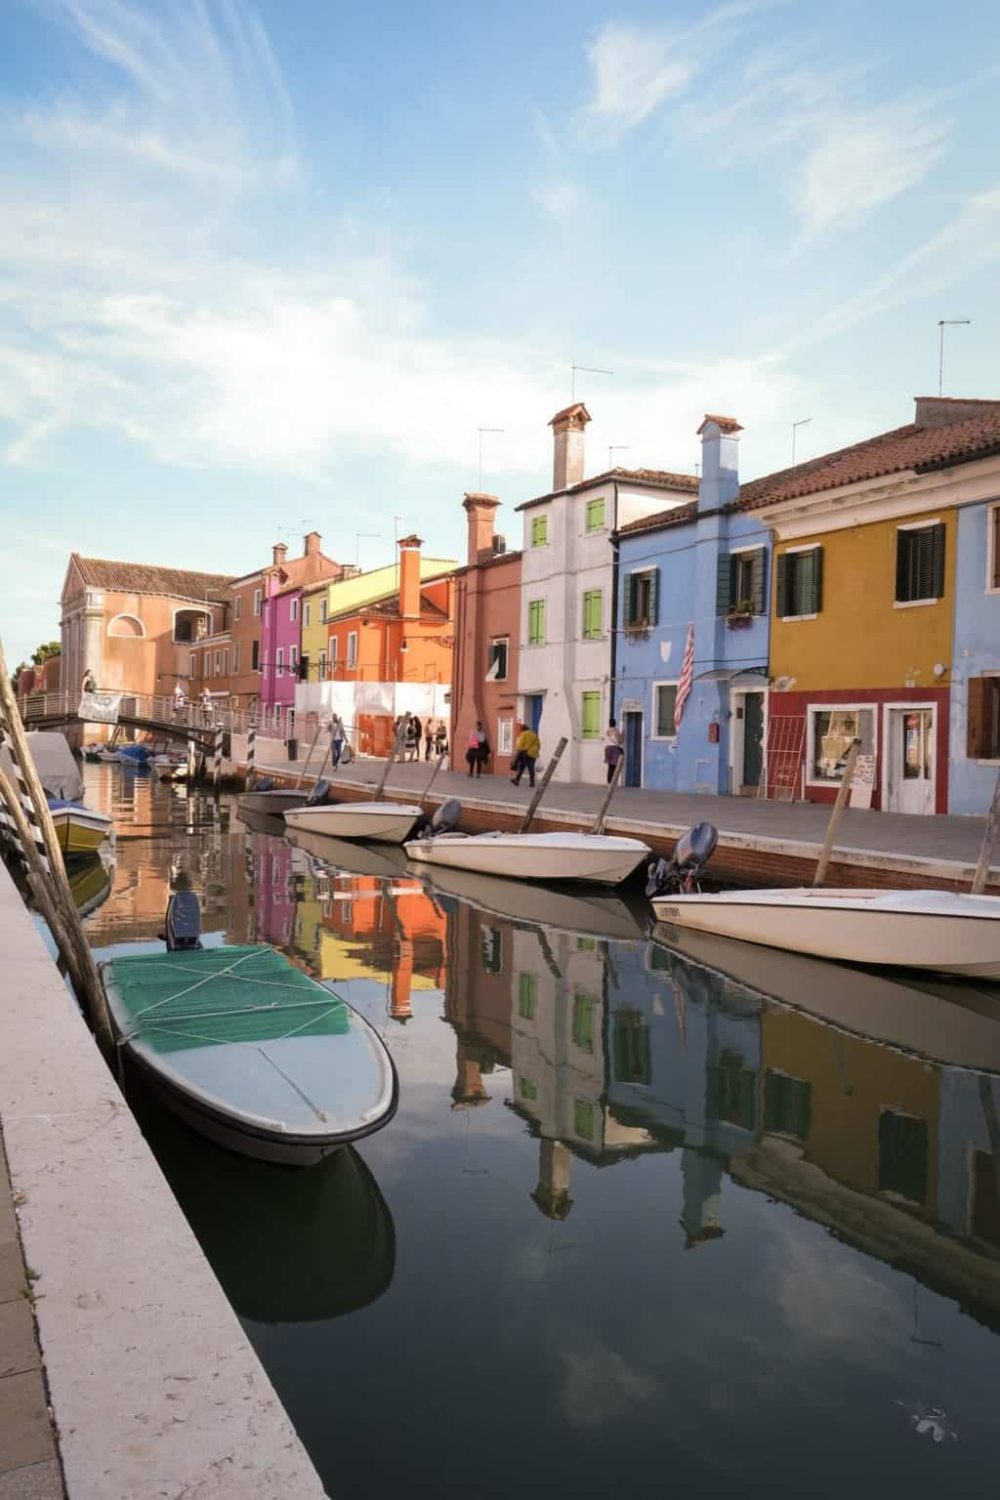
top-left (571, 363), bottom-right (613, 400)
top-left (608, 445), bottom-right (629, 470)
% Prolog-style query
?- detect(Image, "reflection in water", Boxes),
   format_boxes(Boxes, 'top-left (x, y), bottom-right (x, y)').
top-left (85, 764), bottom-right (1000, 1497)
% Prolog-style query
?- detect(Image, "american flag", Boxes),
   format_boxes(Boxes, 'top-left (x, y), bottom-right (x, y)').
top-left (675, 621), bottom-right (695, 728)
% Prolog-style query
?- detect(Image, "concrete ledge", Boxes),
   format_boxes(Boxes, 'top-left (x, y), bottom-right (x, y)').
top-left (0, 867), bottom-right (327, 1500)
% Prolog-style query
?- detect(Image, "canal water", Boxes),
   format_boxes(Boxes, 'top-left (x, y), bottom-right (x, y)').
top-left (78, 763), bottom-right (1000, 1498)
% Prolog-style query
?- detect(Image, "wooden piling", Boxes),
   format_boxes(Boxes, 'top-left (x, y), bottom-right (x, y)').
top-left (212, 727), bottom-right (223, 795)
top-left (519, 737), bottom-right (568, 834)
top-left (246, 723), bottom-right (256, 789)
top-left (813, 738), bottom-right (861, 889)
top-left (295, 719), bottom-right (322, 790)
top-left (591, 754), bottom-right (624, 836)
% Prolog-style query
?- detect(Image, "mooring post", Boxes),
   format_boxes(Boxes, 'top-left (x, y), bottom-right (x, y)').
top-left (591, 753), bottom-right (624, 836)
top-left (813, 737), bottom-right (861, 888)
top-left (374, 721), bottom-right (408, 801)
top-left (971, 768), bottom-right (1000, 896)
top-left (245, 723), bottom-right (256, 789)
top-left (187, 735), bottom-right (197, 782)
top-left (519, 737), bottom-right (568, 834)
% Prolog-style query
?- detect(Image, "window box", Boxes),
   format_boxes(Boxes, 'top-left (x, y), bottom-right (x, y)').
top-left (725, 600), bottom-right (755, 630)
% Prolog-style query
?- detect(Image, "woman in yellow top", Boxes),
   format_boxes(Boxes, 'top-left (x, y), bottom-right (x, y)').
top-left (511, 724), bottom-right (540, 788)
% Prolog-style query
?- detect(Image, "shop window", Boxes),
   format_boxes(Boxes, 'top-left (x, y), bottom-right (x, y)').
top-left (808, 706), bottom-right (875, 783)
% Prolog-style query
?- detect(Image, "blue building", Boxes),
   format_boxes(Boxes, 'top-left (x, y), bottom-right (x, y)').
top-left (613, 415), bottom-right (771, 793)
top-left (949, 498), bottom-right (1000, 814)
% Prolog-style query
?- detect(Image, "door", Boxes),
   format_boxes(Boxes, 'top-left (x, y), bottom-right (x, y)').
top-left (524, 694), bottom-right (543, 732)
top-left (741, 692), bottom-right (765, 790)
top-left (623, 711), bottom-right (643, 787)
top-left (887, 707), bottom-right (935, 814)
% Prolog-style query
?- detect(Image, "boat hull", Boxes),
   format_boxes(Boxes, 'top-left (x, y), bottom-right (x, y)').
top-left (651, 887), bottom-right (1000, 978)
top-left (405, 831), bottom-right (650, 886)
top-left (50, 806), bottom-right (112, 856)
top-left (238, 788), bottom-right (314, 817)
top-left (285, 801), bottom-right (423, 845)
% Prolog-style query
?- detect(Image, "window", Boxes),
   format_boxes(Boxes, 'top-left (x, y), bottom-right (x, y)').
top-left (776, 547), bottom-right (823, 618)
top-left (329, 637), bottom-right (338, 669)
top-left (290, 597), bottom-right (299, 622)
top-left (233, 643), bottom-right (240, 672)
top-left (581, 691), bottom-right (601, 738)
top-left (623, 568), bottom-right (659, 628)
top-left (895, 522), bottom-right (945, 604)
top-left (320, 599), bottom-right (329, 623)
top-left (764, 1071), bottom-right (811, 1140)
top-left (582, 589), bottom-right (603, 640)
top-left (531, 513), bottom-right (548, 547)
top-left (520, 1077), bottom-right (538, 1102)
top-left (346, 631), bottom-right (358, 668)
top-left (518, 973), bottom-right (537, 1020)
top-left (276, 647), bottom-right (284, 675)
top-left (498, 717), bottom-right (514, 755)
top-left (990, 505), bottom-right (1000, 591)
top-left (572, 992), bottom-right (596, 1052)
top-left (303, 602), bottom-right (311, 627)
top-left (253, 588), bottom-right (262, 616)
top-left (318, 651), bottom-right (327, 680)
top-left (221, 650), bottom-right (228, 677)
top-left (189, 653), bottom-right (196, 678)
top-left (528, 599), bottom-right (546, 645)
top-left (878, 1108), bottom-right (927, 1205)
top-left (251, 639), bottom-right (260, 671)
top-left (487, 638), bottom-right (508, 681)
top-left (613, 1009), bottom-right (651, 1085)
top-left (234, 595), bottom-right (242, 621)
top-left (967, 676), bottom-right (1000, 760)
top-left (205, 654), bottom-right (212, 678)
top-left (654, 683), bottom-right (677, 738)
top-left (808, 706), bottom-right (875, 783)
top-left (585, 498), bottom-right (605, 532)
top-left (717, 547), bottom-right (767, 615)
top-left (481, 926), bottom-right (502, 974)
top-left (706, 1050), bottom-right (757, 1131)
top-left (972, 1149), bottom-right (1000, 1249)
top-left (573, 1099), bottom-right (595, 1141)
top-left (214, 650), bottom-right (221, 673)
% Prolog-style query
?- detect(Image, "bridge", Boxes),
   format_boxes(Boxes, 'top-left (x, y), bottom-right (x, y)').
top-left (17, 690), bottom-right (251, 751)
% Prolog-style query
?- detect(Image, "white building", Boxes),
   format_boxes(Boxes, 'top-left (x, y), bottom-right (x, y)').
top-left (516, 404), bottom-right (697, 782)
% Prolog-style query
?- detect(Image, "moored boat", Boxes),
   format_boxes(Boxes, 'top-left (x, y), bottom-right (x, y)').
top-left (100, 943), bottom-right (398, 1165)
top-left (49, 801), bottom-right (113, 856)
top-left (1, 732), bottom-right (112, 856)
top-left (405, 829), bottom-right (650, 887)
top-left (650, 886), bottom-right (1000, 979)
top-left (284, 800), bottom-right (425, 846)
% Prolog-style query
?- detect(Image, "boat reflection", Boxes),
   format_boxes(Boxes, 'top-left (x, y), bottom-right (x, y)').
top-left (133, 1089), bottom-right (395, 1323)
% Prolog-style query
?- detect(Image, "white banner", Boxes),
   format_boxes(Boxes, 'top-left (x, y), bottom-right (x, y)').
top-left (79, 691), bottom-right (122, 724)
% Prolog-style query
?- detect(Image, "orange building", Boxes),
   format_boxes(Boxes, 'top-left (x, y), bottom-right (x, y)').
top-left (326, 535), bottom-right (456, 756)
top-left (451, 493), bottom-right (522, 776)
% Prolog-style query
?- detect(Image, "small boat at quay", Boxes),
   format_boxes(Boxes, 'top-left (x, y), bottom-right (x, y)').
top-left (48, 802), bottom-right (113, 857)
top-left (100, 943), bottom-right (398, 1165)
top-left (650, 886), bottom-right (1000, 979)
top-left (284, 800), bottom-right (425, 846)
top-left (239, 786), bottom-right (326, 818)
top-left (405, 829), bottom-right (651, 887)
top-left (1, 732), bottom-right (112, 857)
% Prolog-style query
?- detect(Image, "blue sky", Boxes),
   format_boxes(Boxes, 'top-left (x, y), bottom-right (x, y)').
top-left (1, 0), bottom-right (998, 666)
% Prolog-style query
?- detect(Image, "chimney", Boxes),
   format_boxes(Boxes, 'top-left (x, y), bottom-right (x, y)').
top-left (304, 530), bottom-right (321, 557)
top-left (914, 396), bottom-right (1000, 429)
top-left (697, 414), bottom-right (743, 511)
top-left (462, 492), bottom-right (501, 567)
top-left (549, 402), bottom-right (591, 491)
top-left (272, 541), bottom-right (288, 566)
top-left (398, 534), bottom-right (423, 620)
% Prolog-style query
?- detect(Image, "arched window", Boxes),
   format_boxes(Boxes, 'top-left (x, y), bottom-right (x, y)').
top-left (174, 608), bottom-right (211, 644)
top-left (107, 613), bottom-right (145, 639)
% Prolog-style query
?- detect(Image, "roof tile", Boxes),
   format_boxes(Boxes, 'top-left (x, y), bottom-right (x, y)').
top-left (71, 555), bottom-right (232, 602)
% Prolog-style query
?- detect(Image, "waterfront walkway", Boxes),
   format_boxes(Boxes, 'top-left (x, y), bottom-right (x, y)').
top-left (247, 740), bottom-right (1000, 889)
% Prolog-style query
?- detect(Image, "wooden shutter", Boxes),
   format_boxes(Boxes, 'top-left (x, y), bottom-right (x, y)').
top-left (967, 675), bottom-right (988, 759)
top-left (751, 548), bottom-right (767, 614)
top-left (623, 573), bottom-right (635, 626)
top-left (648, 568), bottom-right (659, 626)
top-left (895, 530), bottom-right (912, 601)
top-left (930, 523), bottom-right (945, 598)
top-left (776, 553), bottom-right (789, 617)
top-left (716, 554), bottom-right (733, 615)
top-left (810, 547), bottom-right (823, 613)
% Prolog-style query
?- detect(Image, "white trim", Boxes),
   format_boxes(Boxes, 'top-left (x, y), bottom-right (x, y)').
top-left (782, 543), bottom-right (820, 555)
top-left (897, 516), bottom-right (942, 531)
top-left (252, 588), bottom-right (262, 616)
top-left (892, 597), bottom-right (939, 609)
top-left (346, 630), bottom-right (358, 669)
top-left (805, 702), bottom-right (878, 788)
top-left (650, 679), bottom-right (679, 741)
top-left (730, 685), bottom-right (769, 794)
top-left (290, 597), bottom-right (299, 622)
top-left (497, 716), bottom-right (514, 756)
top-left (987, 501), bottom-right (1000, 594)
top-left (728, 542), bottom-right (763, 556)
top-left (107, 612), bottom-right (146, 639)
top-left (779, 612), bottom-right (817, 622)
top-left (757, 456), bottom-right (1000, 541)
top-left (880, 701), bottom-right (937, 814)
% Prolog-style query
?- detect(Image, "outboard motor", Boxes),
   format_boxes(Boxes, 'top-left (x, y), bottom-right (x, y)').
top-left (410, 797), bottom-right (462, 840)
top-left (164, 883), bottom-right (203, 952)
top-left (645, 821), bottom-right (718, 899)
top-left (306, 778), bottom-right (331, 806)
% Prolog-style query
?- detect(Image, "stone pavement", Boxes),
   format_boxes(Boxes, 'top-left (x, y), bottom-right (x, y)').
top-left (0, 1133), bottom-right (63, 1500)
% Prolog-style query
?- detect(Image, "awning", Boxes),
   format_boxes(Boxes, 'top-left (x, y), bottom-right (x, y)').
top-left (693, 667), bottom-right (769, 686)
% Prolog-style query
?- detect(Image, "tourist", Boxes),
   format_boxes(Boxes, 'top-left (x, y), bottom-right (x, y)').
top-left (604, 718), bottom-right (623, 785)
top-left (81, 667), bottom-right (96, 695)
top-left (407, 714), bottom-right (422, 761)
top-left (466, 720), bottom-right (489, 777)
top-left (511, 722), bottom-right (540, 788)
top-left (424, 718), bottom-right (436, 761)
top-left (172, 682), bottom-right (186, 716)
top-left (329, 714), bottom-right (345, 769)
top-left (434, 720), bottom-right (448, 758)
top-left (200, 686), bottom-right (213, 724)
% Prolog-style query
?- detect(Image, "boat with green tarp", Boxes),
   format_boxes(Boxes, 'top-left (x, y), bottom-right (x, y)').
top-left (100, 944), bottom-right (398, 1165)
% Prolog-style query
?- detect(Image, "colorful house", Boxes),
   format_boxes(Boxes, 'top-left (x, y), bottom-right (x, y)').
top-left (450, 492), bottom-right (522, 776)
top-left (614, 416), bottom-right (771, 793)
top-left (746, 396), bottom-right (1000, 813)
top-left (949, 492), bottom-right (1000, 813)
top-left (515, 403), bottom-right (697, 783)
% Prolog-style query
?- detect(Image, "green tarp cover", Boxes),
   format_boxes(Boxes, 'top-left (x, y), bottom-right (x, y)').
top-left (105, 944), bottom-right (350, 1055)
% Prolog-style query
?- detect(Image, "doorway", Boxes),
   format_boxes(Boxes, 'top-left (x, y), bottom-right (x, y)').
top-left (885, 705), bottom-right (936, 815)
top-left (523, 694), bottom-right (544, 733)
top-left (623, 711), bottom-right (643, 787)
top-left (732, 689), bottom-right (766, 794)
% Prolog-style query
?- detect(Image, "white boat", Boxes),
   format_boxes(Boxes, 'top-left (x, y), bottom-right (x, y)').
top-left (405, 830), bottom-right (650, 887)
top-left (284, 800), bottom-right (424, 846)
top-left (650, 886), bottom-right (1000, 979)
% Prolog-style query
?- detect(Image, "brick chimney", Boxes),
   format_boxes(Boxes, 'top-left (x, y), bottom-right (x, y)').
top-left (304, 530), bottom-right (321, 557)
top-left (398, 534), bottom-right (423, 620)
top-left (463, 492), bottom-right (501, 567)
top-left (549, 402), bottom-right (591, 491)
top-left (697, 414), bottom-right (743, 511)
top-left (272, 541), bottom-right (288, 566)
top-left (914, 396), bottom-right (1000, 429)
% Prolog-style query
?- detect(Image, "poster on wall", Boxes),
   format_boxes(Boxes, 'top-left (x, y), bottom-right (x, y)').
top-left (849, 753), bottom-right (876, 809)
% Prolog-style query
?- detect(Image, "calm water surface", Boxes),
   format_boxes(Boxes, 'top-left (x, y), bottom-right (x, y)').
top-left (80, 764), bottom-right (1000, 1498)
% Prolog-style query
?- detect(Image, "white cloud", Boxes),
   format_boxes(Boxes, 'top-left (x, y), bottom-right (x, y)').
top-left (532, 181), bottom-right (584, 221)
top-left (560, 1341), bottom-right (661, 1426)
top-left (800, 101), bottom-right (952, 234)
top-left (586, 21), bottom-right (693, 131)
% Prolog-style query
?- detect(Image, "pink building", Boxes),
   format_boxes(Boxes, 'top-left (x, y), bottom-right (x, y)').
top-left (260, 580), bottom-right (303, 717)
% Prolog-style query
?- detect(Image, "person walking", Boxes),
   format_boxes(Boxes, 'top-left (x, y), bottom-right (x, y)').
top-left (511, 722), bottom-right (540, 788)
top-left (424, 718), bottom-right (436, 761)
top-left (172, 682), bottom-right (186, 716)
top-left (329, 713), bottom-right (345, 769)
top-left (81, 667), bottom-right (96, 695)
top-left (466, 721), bottom-right (488, 777)
top-left (407, 714), bottom-right (422, 762)
top-left (604, 718), bottom-right (623, 785)
top-left (200, 686), bottom-right (213, 725)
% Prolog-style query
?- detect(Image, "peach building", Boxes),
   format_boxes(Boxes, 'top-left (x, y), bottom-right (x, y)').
top-left (450, 493), bottom-right (522, 775)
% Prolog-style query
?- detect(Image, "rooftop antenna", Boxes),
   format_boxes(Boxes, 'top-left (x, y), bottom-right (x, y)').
top-left (477, 428), bottom-right (504, 491)
top-left (608, 445), bottom-right (629, 470)
top-left (571, 363), bottom-right (613, 401)
top-left (938, 319), bottom-right (971, 397)
top-left (355, 532), bottom-right (379, 568)
top-left (791, 417), bottom-right (812, 465)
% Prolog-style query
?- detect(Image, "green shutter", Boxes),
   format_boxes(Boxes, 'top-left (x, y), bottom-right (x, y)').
top-left (623, 572), bottom-right (635, 626)
top-left (811, 547), bottom-right (823, 613)
top-left (776, 553), bottom-right (789, 616)
top-left (648, 568), bottom-right (659, 626)
top-left (716, 553), bottom-right (732, 615)
top-left (750, 549), bottom-right (767, 614)
top-left (581, 691), bottom-right (600, 737)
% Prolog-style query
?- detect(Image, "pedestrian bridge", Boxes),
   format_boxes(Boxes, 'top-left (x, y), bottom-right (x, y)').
top-left (17, 690), bottom-right (244, 750)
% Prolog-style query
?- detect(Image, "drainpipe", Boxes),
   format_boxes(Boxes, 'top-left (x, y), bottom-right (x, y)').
top-left (609, 481), bottom-right (620, 722)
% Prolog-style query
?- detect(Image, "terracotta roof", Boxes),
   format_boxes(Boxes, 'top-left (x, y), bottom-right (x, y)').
top-left (453, 548), bottom-right (523, 576)
top-left (70, 554), bottom-right (232, 602)
top-left (737, 405), bottom-right (1000, 512)
top-left (698, 414), bottom-right (743, 435)
top-left (516, 466), bottom-right (698, 512)
top-left (549, 401), bottom-right (591, 427)
top-left (616, 501), bottom-right (698, 537)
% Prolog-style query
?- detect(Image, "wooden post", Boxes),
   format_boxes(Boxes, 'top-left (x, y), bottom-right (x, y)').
top-left (246, 724), bottom-right (256, 789)
top-left (591, 753), bottom-right (624, 835)
top-left (374, 721), bottom-right (408, 802)
top-left (519, 737), bottom-right (568, 834)
top-left (187, 735), bottom-right (197, 781)
top-left (420, 751), bottom-right (449, 812)
top-left (971, 769), bottom-right (1000, 896)
top-left (813, 737), bottom-right (861, 888)
top-left (212, 727), bottom-right (223, 795)
top-left (295, 718), bottom-right (322, 790)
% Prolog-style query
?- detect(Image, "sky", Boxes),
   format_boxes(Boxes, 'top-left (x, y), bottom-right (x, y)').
top-left (1, 0), bottom-right (998, 667)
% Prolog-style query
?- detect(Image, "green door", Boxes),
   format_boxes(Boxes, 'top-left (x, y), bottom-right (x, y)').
top-left (742, 693), bottom-right (764, 788)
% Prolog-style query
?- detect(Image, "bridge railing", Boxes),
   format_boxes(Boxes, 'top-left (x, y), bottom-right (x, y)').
top-left (16, 690), bottom-right (320, 744)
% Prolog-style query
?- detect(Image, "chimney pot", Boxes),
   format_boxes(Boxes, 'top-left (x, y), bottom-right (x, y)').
top-left (549, 402), bottom-right (591, 491)
top-left (272, 541), bottom-right (288, 566)
top-left (462, 492), bottom-right (501, 567)
top-left (398, 534), bottom-right (423, 620)
top-left (697, 414), bottom-right (742, 511)
top-left (304, 530), bottom-right (321, 557)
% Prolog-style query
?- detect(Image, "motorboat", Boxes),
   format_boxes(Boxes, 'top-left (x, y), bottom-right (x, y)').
top-left (118, 744), bottom-right (153, 767)
top-left (100, 942), bottom-right (399, 1165)
top-left (48, 801), bottom-right (113, 857)
top-left (1, 732), bottom-right (112, 856)
top-left (284, 799), bottom-right (425, 846)
top-left (238, 778), bottom-right (330, 819)
top-left (284, 824), bottom-right (410, 880)
top-left (414, 859), bottom-right (648, 941)
top-left (650, 886), bottom-right (1000, 979)
top-left (405, 828), bottom-right (651, 887)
